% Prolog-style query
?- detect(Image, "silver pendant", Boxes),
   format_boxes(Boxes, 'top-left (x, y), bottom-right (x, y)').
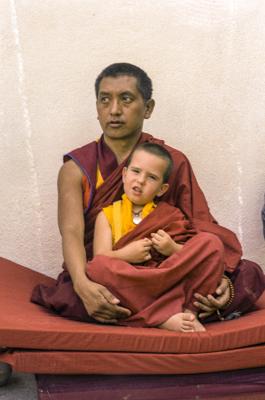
top-left (133, 214), bottom-right (142, 225)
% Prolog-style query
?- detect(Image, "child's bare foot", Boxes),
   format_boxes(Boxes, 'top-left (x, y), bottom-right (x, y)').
top-left (159, 312), bottom-right (195, 332)
top-left (192, 318), bottom-right (206, 332)
top-left (184, 309), bottom-right (206, 332)
top-left (159, 312), bottom-right (206, 332)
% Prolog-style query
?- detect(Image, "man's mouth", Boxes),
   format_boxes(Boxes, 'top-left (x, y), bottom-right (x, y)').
top-left (108, 121), bottom-right (124, 128)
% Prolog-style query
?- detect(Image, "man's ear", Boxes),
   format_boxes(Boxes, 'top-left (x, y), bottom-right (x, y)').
top-left (122, 167), bottom-right (127, 183)
top-left (144, 99), bottom-right (155, 119)
top-left (156, 183), bottom-right (169, 198)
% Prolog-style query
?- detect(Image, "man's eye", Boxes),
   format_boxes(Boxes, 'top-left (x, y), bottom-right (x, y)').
top-left (148, 175), bottom-right (157, 181)
top-left (100, 97), bottom-right (109, 104)
top-left (131, 168), bottom-right (139, 173)
top-left (122, 95), bottom-right (133, 103)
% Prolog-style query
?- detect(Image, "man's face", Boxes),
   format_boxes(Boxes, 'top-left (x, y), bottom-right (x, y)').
top-left (96, 75), bottom-right (154, 140)
top-left (122, 150), bottom-right (169, 206)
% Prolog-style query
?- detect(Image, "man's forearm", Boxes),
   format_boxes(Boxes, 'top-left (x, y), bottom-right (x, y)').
top-left (61, 231), bottom-right (90, 290)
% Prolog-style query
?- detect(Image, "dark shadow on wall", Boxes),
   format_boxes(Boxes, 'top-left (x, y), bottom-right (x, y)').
top-left (261, 196), bottom-right (265, 239)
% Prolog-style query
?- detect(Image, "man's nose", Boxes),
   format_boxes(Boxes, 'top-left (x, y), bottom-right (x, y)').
top-left (110, 99), bottom-right (122, 115)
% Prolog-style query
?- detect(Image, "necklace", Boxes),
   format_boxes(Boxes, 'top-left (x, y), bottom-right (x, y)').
top-left (132, 210), bottom-right (142, 225)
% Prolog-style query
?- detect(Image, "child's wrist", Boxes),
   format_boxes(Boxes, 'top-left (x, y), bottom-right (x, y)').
top-left (174, 242), bottom-right (183, 252)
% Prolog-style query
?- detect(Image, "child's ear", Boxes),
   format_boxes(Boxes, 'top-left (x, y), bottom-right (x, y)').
top-left (156, 183), bottom-right (169, 198)
top-left (122, 167), bottom-right (127, 183)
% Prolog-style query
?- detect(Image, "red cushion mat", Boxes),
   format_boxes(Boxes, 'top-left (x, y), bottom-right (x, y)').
top-left (1, 346), bottom-right (265, 374)
top-left (0, 257), bottom-right (265, 374)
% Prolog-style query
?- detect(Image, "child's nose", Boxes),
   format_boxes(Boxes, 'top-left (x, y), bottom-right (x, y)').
top-left (136, 173), bottom-right (145, 184)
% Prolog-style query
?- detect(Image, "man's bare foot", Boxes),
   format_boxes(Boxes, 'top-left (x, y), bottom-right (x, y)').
top-left (159, 312), bottom-right (206, 332)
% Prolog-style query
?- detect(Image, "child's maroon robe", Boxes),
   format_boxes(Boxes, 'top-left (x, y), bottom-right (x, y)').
top-left (87, 203), bottom-right (225, 327)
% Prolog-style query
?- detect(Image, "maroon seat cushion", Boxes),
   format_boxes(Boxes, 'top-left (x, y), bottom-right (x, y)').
top-left (0, 257), bottom-right (265, 374)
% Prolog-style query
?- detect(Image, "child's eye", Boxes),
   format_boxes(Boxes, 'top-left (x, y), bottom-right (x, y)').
top-left (148, 175), bottom-right (157, 181)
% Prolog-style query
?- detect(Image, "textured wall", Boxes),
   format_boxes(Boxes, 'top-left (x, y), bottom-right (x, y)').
top-left (0, 0), bottom-right (264, 277)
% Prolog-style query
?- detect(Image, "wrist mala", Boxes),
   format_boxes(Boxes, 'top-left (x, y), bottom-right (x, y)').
top-left (223, 276), bottom-right (235, 308)
top-left (216, 276), bottom-right (235, 321)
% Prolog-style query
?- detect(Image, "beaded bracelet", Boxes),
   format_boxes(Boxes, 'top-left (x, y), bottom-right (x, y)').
top-left (216, 276), bottom-right (235, 320)
top-left (223, 275), bottom-right (235, 308)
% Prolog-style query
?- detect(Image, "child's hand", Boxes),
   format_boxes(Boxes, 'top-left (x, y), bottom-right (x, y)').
top-left (121, 238), bottom-right (152, 263)
top-left (151, 230), bottom-right (183, 256)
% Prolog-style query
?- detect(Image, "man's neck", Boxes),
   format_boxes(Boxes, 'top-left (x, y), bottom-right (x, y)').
top-left (103, 132), bottom-right (142, 164)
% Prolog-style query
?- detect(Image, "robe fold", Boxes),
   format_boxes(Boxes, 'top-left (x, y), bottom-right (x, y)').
top-left (31, 132), bottom-right (265, 323)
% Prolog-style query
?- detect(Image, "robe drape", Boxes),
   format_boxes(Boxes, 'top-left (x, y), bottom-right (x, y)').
top-left (87, 202), bottom-right (225, 327)
top-left (31, 133), bottom-right (265, 322)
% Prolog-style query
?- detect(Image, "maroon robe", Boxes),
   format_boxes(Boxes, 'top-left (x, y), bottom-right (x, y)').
top-left (87, 203), bottom-right (225, 327)
top-left (31, 133), bottom-right (265, 323)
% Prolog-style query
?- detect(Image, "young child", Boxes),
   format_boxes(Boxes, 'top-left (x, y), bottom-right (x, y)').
top-left (88, 143), bottom-right (225, 332)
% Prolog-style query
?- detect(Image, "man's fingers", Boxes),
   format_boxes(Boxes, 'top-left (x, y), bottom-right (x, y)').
top-left (193, 301), bottom-right (214, 313)
top-left (193, 293), bottom-right (212, 307)
top-left (100, 287), bottom-right (120, 305)
top-left (98, 287), bottom-right (132, 316)
top-left (113, 305), bottom-right (132, 318)
top-left (84, 305), bottom-right (118, 322)
top-left (105, 303), bottom-right (132, 318)
top-left (206, 294), bottom-right (224, 308)
top-left (94, 302), bottom-right (132, 319)
top-left (215, 277), bottom-right (229, 295)
top-left (93, 315), bottom-right (118, 324)
top-left (198, 311), bottom-right (213, 319)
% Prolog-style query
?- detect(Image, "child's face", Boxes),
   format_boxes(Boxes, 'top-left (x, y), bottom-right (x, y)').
top-left (122, 150), bottom-right (169, 206)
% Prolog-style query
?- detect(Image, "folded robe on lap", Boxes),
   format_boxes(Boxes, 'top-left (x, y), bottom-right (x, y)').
top-left (87, 202), bottom-right (225, 327)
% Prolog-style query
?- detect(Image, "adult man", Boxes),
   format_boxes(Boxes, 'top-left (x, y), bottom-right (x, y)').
top-left (32, 63), bottom-right (265, 324)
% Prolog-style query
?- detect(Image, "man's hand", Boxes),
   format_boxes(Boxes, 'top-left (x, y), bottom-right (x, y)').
top-left (193, 276), bottom-right (231, 319)
top-left (74, 277), bottom-right (132, 324)
top-left (119, 238), bottom-right (152, 263)
top-left (151, 230), bottom-right (183, 256)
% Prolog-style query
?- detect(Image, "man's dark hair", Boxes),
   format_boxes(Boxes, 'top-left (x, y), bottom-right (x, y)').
top-left (127, 142), bottom-right (173, 183)
top-left (95, 63), bottom-right (153, 102)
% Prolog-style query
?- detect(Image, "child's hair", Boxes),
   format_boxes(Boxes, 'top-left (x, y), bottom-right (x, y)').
top-left (127, 142), bottom-right (173, 183)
